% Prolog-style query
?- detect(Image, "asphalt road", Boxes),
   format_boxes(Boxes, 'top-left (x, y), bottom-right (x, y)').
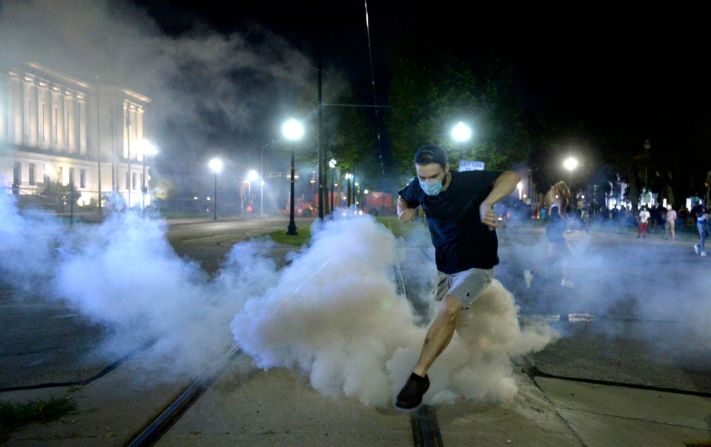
top-left (495, 225), bottom-right (711, 394)
top-left (167, 216), bottom-right (314, 272)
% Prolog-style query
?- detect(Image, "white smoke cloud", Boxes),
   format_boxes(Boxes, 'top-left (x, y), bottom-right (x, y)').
top-left (231, 216), bottom-right (557, 407)
top-left (0, 185), bottom-right (62, 291)
top-left (509, 225), bottom-right (711, 369)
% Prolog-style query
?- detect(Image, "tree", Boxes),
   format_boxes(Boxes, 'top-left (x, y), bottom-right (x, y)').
top-left (386, 50), bottom-right (530, 180)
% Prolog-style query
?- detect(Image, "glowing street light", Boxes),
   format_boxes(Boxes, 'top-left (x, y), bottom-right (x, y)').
top-left (562, 156), bottom-right (579, 202)
top-left (208, 158), bottom-right (223, 220)
top-left (563, 156), bottom-right (579, 172)
top-left (451, 121), bottom-right (473, 143)
top-left (282, 118), bottom-right (305, 142)
top-left (283, 119), bottom-right (305, 235)
top-left (451, 121), bottom-right (476, 164)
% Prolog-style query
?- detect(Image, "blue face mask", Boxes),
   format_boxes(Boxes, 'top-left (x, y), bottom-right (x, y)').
top-left (419, 175), bottom-right (445, 196)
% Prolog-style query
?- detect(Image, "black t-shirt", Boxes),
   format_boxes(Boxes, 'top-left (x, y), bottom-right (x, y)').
top-left (398, 170), bottom-right (502, 274)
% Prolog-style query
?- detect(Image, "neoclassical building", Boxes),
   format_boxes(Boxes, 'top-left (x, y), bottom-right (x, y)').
top-left (0, 62), bottom-right (152, 209)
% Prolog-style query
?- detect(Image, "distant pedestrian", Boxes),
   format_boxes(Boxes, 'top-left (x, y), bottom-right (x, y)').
top-left (665, 205), bottom-right (677, 241)
top-left (637, 206), bottom-right (650, 238)
top-left (693, 206), bottom-right (708, 256)
top-left (524, 181), bottom-right (575, 289)
top-left (581, 207), bottom-right (590, 233)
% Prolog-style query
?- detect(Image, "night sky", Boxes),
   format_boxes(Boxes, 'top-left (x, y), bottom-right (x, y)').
top-left (135, 1), bottom-right (710, 160)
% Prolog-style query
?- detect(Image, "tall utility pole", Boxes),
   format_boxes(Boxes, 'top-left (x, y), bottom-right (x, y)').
top-left (644, 139), bottom-right (651, 188)
top-left (213, 172), bottom-right (218, 221)
top-left (317, 57), bottom-right (325, 220)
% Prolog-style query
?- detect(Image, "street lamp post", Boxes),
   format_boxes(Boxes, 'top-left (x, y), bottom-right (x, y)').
top-left (329, 158), bottom-right (337, 213)
top-left (345, 173), bottom-right (353, 207)
top-left (563, 155), bottom-right (579, 197)
top-left (247, 169), bottom-right (260, 217)
top-left (208, 158), bottom-right (223, 221)
top-left (260, 179), bottom-right (265, 217)
top-left (644, 139), bottom-right (651, 188)
top-left (282, 118), bottom-right (305, 235)
top-left (451, 121), bottom-right (474, 162)
top-left (562, 156), bottom-right (579, 232)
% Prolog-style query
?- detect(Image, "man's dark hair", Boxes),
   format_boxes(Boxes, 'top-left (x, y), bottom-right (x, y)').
top-left (414, 144), bottom-right (448, 168)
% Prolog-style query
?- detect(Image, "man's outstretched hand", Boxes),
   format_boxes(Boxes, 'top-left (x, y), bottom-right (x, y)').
top-left (479, 202), bottom-right (500, 230)
top-left (399, 208), bottom-right (417, 223)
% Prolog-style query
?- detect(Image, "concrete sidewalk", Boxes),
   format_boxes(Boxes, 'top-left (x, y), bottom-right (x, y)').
top-left (157, 354), bottom-right (580, 447)
top-left (156, 353), bottom-right (711, 446)
top-left (4, 350), bottom-right (709, 446)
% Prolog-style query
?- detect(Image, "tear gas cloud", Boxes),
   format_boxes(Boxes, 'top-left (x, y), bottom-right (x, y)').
top-left (230, 215), bottom-right (557, 406)
top-left (0, 187), bottom-right (63, 290)
top-left (3, 185), bottom-right (710, 406)
top-left (1, 193), bottom-right (556, 405)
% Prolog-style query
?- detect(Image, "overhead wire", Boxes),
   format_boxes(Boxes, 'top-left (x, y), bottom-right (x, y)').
top-left (364, 0), bottom-right (386, 175)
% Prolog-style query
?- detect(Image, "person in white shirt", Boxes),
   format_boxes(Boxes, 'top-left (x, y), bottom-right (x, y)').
top-left (637, 206), bottom-right (651, 239)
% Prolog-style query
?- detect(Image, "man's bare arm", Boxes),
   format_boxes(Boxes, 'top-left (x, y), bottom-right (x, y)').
top-left (480, 171), bottom-right (521, 228)
top-left (398, 196), bottom-right (417, 223)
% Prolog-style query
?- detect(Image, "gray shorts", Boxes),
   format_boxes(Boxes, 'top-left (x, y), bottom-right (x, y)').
top-left (433, 268), bottom-right (494, 308)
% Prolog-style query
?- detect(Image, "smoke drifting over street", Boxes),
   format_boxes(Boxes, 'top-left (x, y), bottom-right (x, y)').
top-left (0, 186), bottom-right (62, 290)
top-left (503, 224), bottom-right (711, 370)
top-left (0, 191), bottom-right (557, 405)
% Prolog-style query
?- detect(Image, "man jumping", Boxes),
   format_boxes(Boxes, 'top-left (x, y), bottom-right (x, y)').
top-left (395, 144), bottom-right (520, 409)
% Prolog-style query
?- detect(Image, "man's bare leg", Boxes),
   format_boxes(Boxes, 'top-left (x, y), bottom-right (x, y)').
top-left (413, 295), bottom-right (462, 377)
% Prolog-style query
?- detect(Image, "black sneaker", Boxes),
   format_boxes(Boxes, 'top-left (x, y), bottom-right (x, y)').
top-left (395, 373), bottom-right (430, 409)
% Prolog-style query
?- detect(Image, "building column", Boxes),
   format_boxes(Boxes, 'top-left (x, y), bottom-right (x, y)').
top-left (123, 102), bottom-right (129, 159)
top-left (78, 95), bottom-right (87, 155)
top-left (30, 79), bottom-right (39, 147)
top-left (130, 105), bottom-right (138, 160)
top-left (137, 106), bottom-right (144, 144)
top-left (65, 92), bottom-right (75, 152)
top-left (11, 73), bottom-right (23, 145)
top-left (0, 73), bottom-right (6, 142)
top-left (39, 83), bottom-right (51, 149)
top-left (53, 86), bottom-right (64, 151)
top-left (23, 76), bottom-right (38, 147)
